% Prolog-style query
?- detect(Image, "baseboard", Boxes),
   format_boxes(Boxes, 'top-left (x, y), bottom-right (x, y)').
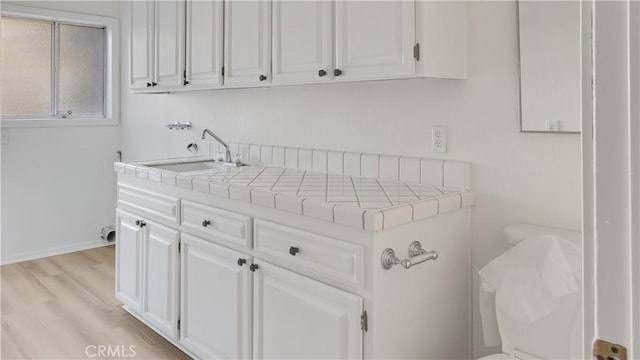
top-left (1, 240), bottom-right (114, 265)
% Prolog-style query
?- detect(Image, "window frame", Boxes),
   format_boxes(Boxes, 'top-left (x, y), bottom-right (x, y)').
top-left (1, 4), bottom-right (119, 128)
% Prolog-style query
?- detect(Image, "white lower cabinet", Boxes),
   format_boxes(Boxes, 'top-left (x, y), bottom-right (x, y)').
top-left (179, 233), bottom-right (252, 359)
top-left (116, 209), bottom-right (179, 339)
top-left (115, 183), bottom-right (471, 359)
top-left (141, 220), bottom-right (179, 339)
top-left (115, 210), bottom-right (144, 313)
top-left (252, 261), bottom-right (363, 360)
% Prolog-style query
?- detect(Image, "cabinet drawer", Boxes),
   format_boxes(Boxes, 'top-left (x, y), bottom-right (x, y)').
top-left (254, 220), bottom-right (364, 288)
top-left (117, 185), bottom-right (179, 225)
top-left (181, 200), bottom-right (252, 249)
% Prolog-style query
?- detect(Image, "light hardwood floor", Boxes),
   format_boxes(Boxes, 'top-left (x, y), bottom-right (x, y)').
top-left (1, 245), bottom-right (190, 359)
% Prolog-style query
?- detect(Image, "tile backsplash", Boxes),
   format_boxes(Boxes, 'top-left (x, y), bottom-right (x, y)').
top-left (214, 142), bottom-right (471, 189)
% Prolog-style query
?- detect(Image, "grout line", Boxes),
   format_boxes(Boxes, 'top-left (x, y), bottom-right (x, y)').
top-left (405, 183), bottom-right (422, 199)
top-left (375, 179), bottom-right (395, 206)
top-left (325, 172), bottom-right (329, 203)
top-left (295, 171), bottom-right (307, 197)
top-left (269, 167), bottom-right (287, 192)
top-left (245, 167), bottom-right (267, 187)
top-left (350, 176), bottom-right (362, 208)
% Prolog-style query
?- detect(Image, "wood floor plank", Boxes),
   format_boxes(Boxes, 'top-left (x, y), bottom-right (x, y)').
top-left (1, 246), bottom-right (191, 360)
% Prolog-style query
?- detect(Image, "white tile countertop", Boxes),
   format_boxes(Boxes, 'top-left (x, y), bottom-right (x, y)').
top-left (115, 146), bottom-right (475, 231)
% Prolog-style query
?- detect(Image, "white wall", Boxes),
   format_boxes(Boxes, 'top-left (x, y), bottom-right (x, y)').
top-left (120, 2), bottom-right (582, 357)
top-left (0, 1), bottom-right (122, 263)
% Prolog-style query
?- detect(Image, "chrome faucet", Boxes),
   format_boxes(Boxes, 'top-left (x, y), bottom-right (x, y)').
top-left (201, 129), bottom-right (232, 163)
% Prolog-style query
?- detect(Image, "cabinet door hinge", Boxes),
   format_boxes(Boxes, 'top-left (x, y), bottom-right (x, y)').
top-left (360, 310), bottom-right (368, 332)
top-left (593, 339), bottom-right (627, 360)
top-left (177, 319), bottom-right (181, 330)
top-left (413, 43), bottom-right (420, 61)
top-left (222, 66), bottom-right (225, 76)
top-left (178, 241), bottom-right (181, 253)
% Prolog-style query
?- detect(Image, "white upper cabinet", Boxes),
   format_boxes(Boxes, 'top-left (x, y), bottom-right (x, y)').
top-left (334, 1), bottom-right (415, 81)
top-left (272, 1), bottom-right (333, 85)
top-left (129, 1), bottom-right (154, 90)
top-left (154, 0), bottom-right (185, 90)
top-left (415, 1), bottom-right (467, 79)
top-left (129, 0), bottom-right (467, 92)
top-left (224, 0), bottom-right (272, 87)
top-left (185, 0), bottom-right (224, 89)
top-left (129, 0), bottom-right (185, 92)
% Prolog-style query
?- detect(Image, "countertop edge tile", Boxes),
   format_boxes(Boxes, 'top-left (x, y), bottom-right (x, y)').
top-left (251, 188), bottom-right (276, 208)
top-left (210, 182), bottom-right (230, 199)
top-left (363, 210), bottom-right (384, 231)
top-left (381, 206), bottom-right (414, 229)
top-left (461, 191), bottom-right (476, 208)
top-left (161, 172), bottom-right (177, 186)
top-left (275, 193), bottom-right (304, 215)
top-left (229, 185), bottom-right (252, 203)
top-left (302, 198), bottom-right (334, 222)
top-left (411, 198), bottom-right (439, 221)
top-left (438, 193), bottom-right (464, 214)
top-left (334, 204), bottom-right (365, 229)
top-left (192, 177), bottom-right (212, 193)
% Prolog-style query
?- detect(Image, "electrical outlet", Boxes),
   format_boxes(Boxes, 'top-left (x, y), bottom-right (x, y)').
top-left (431, 126), bottom-right (447, 153)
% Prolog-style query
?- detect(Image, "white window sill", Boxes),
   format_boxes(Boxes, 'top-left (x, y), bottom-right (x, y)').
top-left (1, 118), bottom-right (119, 128)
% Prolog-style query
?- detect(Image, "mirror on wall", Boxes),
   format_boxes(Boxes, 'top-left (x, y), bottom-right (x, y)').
top-left (518, 1), bottom-right (581, 133)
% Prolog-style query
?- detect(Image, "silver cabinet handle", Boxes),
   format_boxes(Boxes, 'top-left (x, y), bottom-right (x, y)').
top-left (381, 241), bottom-right (438, 270)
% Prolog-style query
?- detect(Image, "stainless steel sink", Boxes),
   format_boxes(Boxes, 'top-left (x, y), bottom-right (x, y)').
top-left (148, 160), bottom-right (246, 173)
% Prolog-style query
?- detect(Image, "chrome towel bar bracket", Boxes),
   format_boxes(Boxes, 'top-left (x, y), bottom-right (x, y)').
top-left (381, 241), bottom-right (438, 270)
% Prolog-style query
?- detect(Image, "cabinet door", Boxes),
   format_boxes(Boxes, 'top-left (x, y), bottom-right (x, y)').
top-left (334, 1), bottom-right (415, 81)
top-left (185, 0), bottom-right (224, 89)
top-left (272, 1), bottom-right (333, 85)
top-left (154, 0), bottom-right (185, 89)
top-left (253, 261), bottom-right (363, 360)
top-left (129, 1), bottom-right (154, 90)
top-left (115, 210), bottom-right (143, 313)
top-left (141, 220), bottom-right (179, 339)
top-left (179, 234), bottom-right (252, 359)
top-left (224, 0), bottom-right (271, 87)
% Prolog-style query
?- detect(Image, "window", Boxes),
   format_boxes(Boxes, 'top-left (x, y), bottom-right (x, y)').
top-left (1, 5), bottom-right (119, 127)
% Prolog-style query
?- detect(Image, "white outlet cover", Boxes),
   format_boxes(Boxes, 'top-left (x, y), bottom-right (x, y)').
top-left (431, 126), bottom-right (447, 153)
